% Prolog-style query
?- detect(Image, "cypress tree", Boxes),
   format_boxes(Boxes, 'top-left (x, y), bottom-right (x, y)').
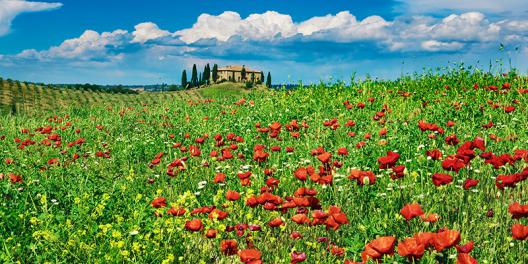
top-left (203, 64), bottom-right (210, 85)
top-left (191, 64), bottom-right (198, 87)
top-left (232, 72), bottom-right (235, 82)
top-left (212, 64), bottom-right (218, 83)
top-left (181, 70), bottom-right (188, 89)
top-left (266, 72), bottom-right (272, 88)
top-left (260, 71), bottom-right (264, 84)
top-left (241, 66), bottom-right (246, 81)
top-left (251, 72), bottom-right (255, 83)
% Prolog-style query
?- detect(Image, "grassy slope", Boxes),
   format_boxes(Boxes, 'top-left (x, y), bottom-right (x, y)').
top-left (197, 82), bottom-right (265, 98)
top-left (0, 81), bottom-right (205, 115)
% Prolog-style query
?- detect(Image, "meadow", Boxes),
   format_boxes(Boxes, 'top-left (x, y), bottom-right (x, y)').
top-left (0, 67), bottom-right (527, 263)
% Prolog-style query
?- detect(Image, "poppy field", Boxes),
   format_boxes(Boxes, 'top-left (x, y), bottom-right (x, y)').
top-left (1, 69), bottom-right (528, 263)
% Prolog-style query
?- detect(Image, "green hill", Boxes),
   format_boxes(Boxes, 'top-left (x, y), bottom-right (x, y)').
top-left (0, 80), bottom-right (209, 115)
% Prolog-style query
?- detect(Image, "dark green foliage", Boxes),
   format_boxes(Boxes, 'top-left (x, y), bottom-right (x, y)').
top-left (266, 72), bottom-right (272, 88)
top-left (191, 64), bottom-right (198, 87)
top-left (181, 70), bottom-right (188, 89)
top-left (212, 64), bottom-right (218, 83)
top-left (241, 66), bottom-right (246, 81)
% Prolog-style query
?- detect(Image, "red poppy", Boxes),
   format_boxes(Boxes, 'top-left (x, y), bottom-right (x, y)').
top-left (495, 173), bottom-right (521, 189)
top-left (337, 147), bottom-right (348, 156)
top-left (220, 239), bottom-right (238, 256)
top-left (291, 251), bottom-right (307, 263)
top-left (432, 173), bottom-right (453, 186)
top-left (355, 141), bottom-right (365, 148)
top-left (317, 152), bottom-right (332, 164)
top-left (445, 134), bottom-right (460, 145)
top-left (151, 197), bottom-right (167, 208)
top-left (291, 231), bottom-right (303, 239)
top-left (325, 206), bottom-right (349, 230)
top-left (239, 249), bottom-right (262, 263)
top-left (205, 228), bottom-right (217, 238)
top-left (463, 179), bottom-right (479, 190)
top-left (226, 190), bottom-right (241, 201)
top-left (456, 253), bottom-right (478, 264)
top-left (348, 169), bottom-right (376, 186)
top-left (47, 158), bottom-right (59, 165)
top-left (294, 167), bottom-right (308, 181)
top-left (508, 202), bottom-right (528, 219)
top-left (433, 229), bottom-right (460, 251)
top-left (397, 237), bottom-right (425, 260)
top-left (504, 106), bottom-right (515, 113)
top-left (292, 214), bottom-right (310, 225)
top-left (377, 151), bottom-right (400, 169)
top-left (390, 165), bottom-right (406, 180)
top-left (253, 149), bottom-right (269, 162)
top-left (413, 232), bottom-right (435, 249)
top-left (455, 241), bottom-right (474, 253)
top-left (268, 217), bottom-right (284, 228)
top-left (208, 209), bottom-right (228, 220)
top-left (426, 149), bottom-right (443, 160)
top-left (167, 207), bottom-right (186, 216)
top-left (400, 203), bottom-right (424, 221)
top-left (214, 173), bottom-right (226, 183)
top-left (185, 219), bottom-right (203, 232)
top-left (8, 173), bottom-right (23, 184)
top-left (189, 145), bottom-right (201, 156)
top-left (420, 213), bottom-right (440, 223)
top-left (361, 236), bottom-right (396, 262)
top-left (512, 224), bottom-right (528, 240)
top-left (330, 245), bottom-right (345, 257)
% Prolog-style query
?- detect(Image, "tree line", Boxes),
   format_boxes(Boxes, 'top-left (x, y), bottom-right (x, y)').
top-left (181, 63), bottom-right (272, 89)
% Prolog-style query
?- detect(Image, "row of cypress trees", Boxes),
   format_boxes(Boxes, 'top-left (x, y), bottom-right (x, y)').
top-left (181, 64), bottom-right (272, 89)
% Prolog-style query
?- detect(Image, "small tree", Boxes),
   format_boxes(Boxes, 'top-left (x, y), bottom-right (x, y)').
top-left (203, 64), bottom-right (210, 85)
top-left (212, 64), bottom-right (218, 83)
top-left (266, 72), bottom-right (272, 88)
top-left (181, 70), bottom-right (188, 89)
top-left (191, 64), bottom-right (198, 88)
top-left (259, 71), bottom-right (264, 84)
top-left (251, 72), bottom-right (255, 83)
top-left (232, 72), bottom-right (235, 82)
top-left (241, 66), bottom-right (246, 81)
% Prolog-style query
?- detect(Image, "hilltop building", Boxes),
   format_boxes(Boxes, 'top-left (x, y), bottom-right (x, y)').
top-left (217, 65), bottom-right (262, 83)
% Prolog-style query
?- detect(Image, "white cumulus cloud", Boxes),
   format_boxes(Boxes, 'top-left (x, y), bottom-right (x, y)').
top-left (0, 0), bottom-right (62, 36)
top-left (421, 40), bottom-right (465, 51)
top-left (176, 11), bottom-right (298, 43)
top-left (18, 29), bottom-right (129, 61)
top-left (132, 22), bottom-right (171, 44)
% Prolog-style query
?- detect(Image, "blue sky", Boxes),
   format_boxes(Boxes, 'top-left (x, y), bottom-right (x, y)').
top-left (0, 0), bottom-right (527, 84)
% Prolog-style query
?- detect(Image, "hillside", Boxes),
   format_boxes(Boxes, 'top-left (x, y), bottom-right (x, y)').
top-left (0, 80), bottom-right (269, 115)
top-left (0, 80), bottom-right (208, 115)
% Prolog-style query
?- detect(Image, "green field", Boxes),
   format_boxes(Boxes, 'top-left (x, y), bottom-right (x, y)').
top-left (0, 69), bottom-right (527, 263)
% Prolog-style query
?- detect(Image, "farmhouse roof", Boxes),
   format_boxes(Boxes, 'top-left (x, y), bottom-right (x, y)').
top-left (217, 65), bottom-right (261, 73)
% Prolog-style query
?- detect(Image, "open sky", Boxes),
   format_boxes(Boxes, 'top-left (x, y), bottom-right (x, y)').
top-left (0, 0), bottom-right (527, 84)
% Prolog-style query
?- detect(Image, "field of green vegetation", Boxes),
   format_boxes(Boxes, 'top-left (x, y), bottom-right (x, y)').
top-left (0, 68), bottom-right (527, 263)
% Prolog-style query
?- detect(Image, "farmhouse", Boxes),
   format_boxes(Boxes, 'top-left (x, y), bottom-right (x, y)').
top-left (217, 65), bottom-right (263, 83)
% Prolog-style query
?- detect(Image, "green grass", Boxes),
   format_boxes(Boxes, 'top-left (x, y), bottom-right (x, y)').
top-left (0, 68), bottom-right (527, 263)
top-left (197, 82), bottom-right (257, 98)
